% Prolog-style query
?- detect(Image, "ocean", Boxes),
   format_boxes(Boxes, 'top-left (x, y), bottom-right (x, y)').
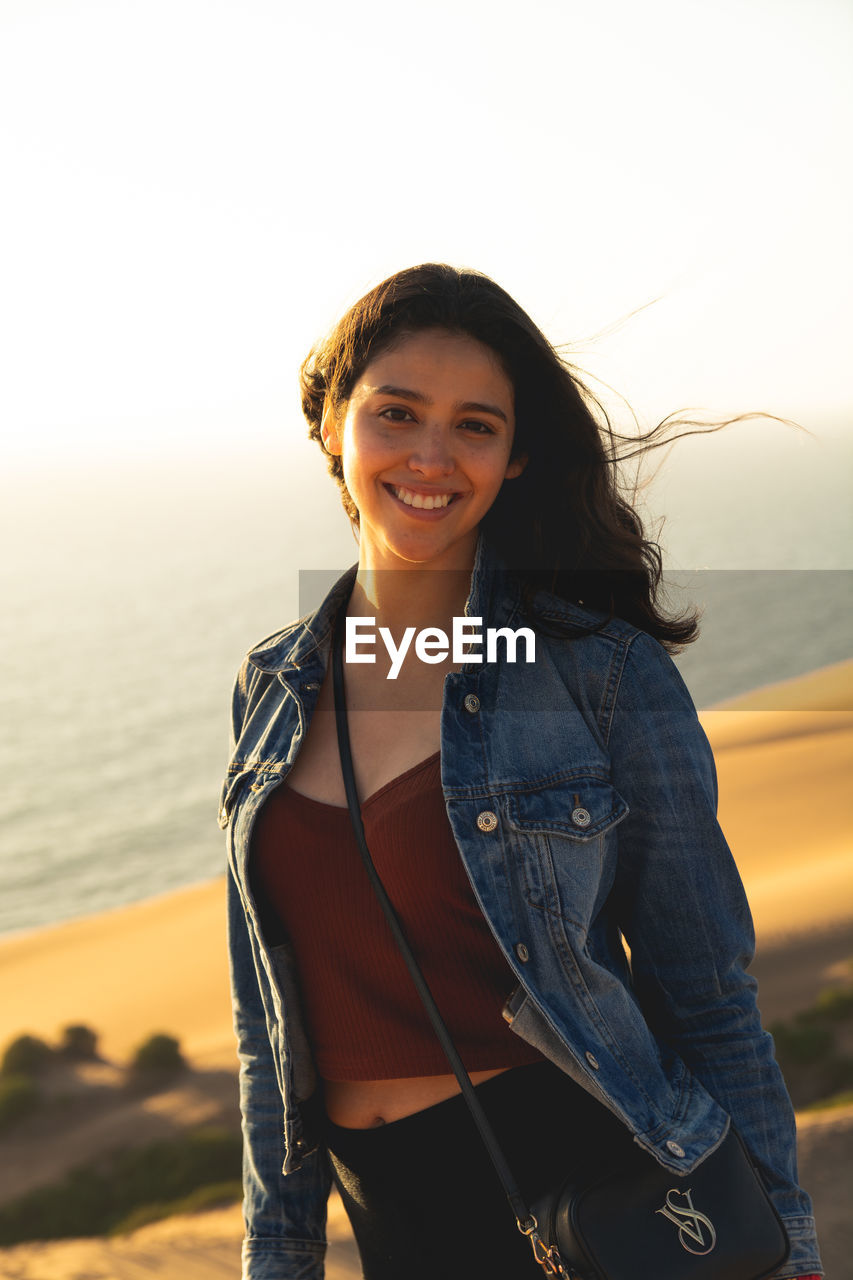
top-left (1, 427), bottom-right (850, 938)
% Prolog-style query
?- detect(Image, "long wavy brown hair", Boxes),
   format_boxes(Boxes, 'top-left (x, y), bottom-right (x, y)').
top-left (299, 263), bottom-right (789, 653)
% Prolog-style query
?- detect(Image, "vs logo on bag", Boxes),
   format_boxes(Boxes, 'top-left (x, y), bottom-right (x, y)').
top-left (656, 1189), bottom-right (717, 1255)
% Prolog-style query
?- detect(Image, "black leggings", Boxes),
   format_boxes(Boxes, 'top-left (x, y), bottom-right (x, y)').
top-left (323, 1058), bottom-right (629, 1279)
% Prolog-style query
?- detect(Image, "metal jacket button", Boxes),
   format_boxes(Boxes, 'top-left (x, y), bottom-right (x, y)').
top-left (476, 810), bottom-right (498, 832)
top-left (464, 693), bottom-right (481, 713)
top-left (666, 1140), bottom-right (685, 1157)
top-left (571, 806), bottom-right (591, 828)
top-left (515, 943), bottom-right (530, 962)
top-left (585, 1051), bottom-right (600, 1070)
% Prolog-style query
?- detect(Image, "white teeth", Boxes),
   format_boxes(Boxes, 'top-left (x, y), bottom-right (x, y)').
top-left (392, 486), bottom-right (453, 509)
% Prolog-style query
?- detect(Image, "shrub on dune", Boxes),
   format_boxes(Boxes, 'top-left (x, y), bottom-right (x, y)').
top-left (129, 1033), bottom-right (186, 1084)
top-left (771, 974), bottom-right (853, 1109)
top-left (59, 1024), bottom-right (99, 1061)
top-left (0, 1034), bottom-right (53, 1077)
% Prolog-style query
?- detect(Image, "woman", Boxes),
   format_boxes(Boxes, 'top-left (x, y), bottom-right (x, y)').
top-left (220, 264), bottom-right (822, 1279)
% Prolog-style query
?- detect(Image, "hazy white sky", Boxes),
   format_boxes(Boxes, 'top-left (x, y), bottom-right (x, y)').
top-left (1, 0), bottom-right (851, 467)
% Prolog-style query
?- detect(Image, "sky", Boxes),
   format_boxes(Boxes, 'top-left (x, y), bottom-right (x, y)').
top-left (1, 0), bottom-right (850, 480)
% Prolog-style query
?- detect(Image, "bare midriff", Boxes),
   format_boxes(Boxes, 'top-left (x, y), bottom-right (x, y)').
top-left (323, 1067), bottom-right (513, 1129)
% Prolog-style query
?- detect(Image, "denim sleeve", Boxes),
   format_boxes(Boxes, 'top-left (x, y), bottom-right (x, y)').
top-left (227, 852), bottom-right (332, 1278)
top-left (607, 632), bottom-right (822, 1277)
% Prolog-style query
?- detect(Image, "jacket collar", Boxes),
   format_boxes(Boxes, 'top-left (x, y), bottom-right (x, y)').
top-left (246, 531), bottom-right (518, 676)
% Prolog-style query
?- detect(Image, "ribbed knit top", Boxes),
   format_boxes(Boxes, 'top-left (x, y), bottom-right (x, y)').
top-left (250, 751), bottom-right (544, 1081)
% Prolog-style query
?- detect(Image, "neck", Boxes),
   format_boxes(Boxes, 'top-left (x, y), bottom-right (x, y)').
top-left (347, 563), bottom-right (473, 637)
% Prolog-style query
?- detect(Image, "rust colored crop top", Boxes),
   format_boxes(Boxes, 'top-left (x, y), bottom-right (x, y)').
top-left (250, 751), bottom-right (544, 1081)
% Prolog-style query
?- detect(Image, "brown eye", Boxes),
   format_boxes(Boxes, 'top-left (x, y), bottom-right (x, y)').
top-left (379, 407), bottom-right (415, 423)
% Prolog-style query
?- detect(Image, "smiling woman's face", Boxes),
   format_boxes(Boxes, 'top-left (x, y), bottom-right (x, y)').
top-left (321, 328), bottom-right (526, 573)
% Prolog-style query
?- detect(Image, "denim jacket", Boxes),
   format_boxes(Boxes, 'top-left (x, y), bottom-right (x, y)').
top-left (219, 533), bottom-right (822, 1279)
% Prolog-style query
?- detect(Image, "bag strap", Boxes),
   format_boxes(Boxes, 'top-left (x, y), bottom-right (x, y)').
top-left (331, 607), bottom-right (559, 1270)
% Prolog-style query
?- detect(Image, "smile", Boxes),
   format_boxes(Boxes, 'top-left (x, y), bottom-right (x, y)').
top-left (386, 484), bottom-right (461, 510)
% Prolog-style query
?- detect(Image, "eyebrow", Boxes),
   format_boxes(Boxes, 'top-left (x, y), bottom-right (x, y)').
top-left (371, 384), bottom-right (509, 425)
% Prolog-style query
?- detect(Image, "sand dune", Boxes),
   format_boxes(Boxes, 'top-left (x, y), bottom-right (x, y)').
top-left (0, 1197), bottom-right (364, 1279)
top-left (0, 878), bottom-right (234, 1068)
top-left (704, 657), bottom-right (853, 944)
top-left (0, 658), bottom-right (850, 1276)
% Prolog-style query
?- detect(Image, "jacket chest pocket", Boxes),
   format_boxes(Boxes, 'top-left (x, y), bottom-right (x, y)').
top-left (504, 777), bottom-right (629, 929)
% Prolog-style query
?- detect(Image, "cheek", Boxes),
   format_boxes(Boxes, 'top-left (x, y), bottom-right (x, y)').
top-left (341, 430), bottom-right (386, 496)
top-left (470, 448), bottom-right (516, 492)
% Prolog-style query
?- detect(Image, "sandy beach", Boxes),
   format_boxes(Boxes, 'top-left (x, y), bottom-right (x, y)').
top-left (0, 657), bottom-right (850, 1277)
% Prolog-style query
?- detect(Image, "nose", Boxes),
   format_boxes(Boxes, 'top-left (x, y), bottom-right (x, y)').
top-left (407, 424), bottom-right (455, 478)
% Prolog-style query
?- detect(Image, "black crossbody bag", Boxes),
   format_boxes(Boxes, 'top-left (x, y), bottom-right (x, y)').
top-left (331, 610), bottom-right (790, 1279)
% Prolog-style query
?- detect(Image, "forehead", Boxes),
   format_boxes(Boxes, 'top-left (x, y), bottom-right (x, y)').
top-left (354, 329), bottom-right (514, 404)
